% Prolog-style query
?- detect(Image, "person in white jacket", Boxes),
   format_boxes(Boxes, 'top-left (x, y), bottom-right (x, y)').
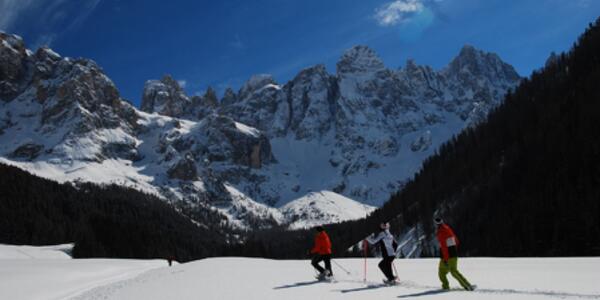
top-left (366, 222), bottom-right (398, 284)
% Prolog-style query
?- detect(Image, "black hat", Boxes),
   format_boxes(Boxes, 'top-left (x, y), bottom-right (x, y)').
top-left (316, 226), bottom-right (324, 232)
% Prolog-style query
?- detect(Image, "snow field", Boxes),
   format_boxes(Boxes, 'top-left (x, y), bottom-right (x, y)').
top-left (0, 244), bottom-right (167, 300)
top-left (2, 244), bottom-right (599, 300)
top-left (54, 258), bottom-right (600, 300)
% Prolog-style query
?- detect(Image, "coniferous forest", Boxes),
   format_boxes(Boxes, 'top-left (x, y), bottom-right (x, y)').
top-left (240, 18), bottom-right (600, 258)
top-left (0, 163), bottom-right (232, 261)
top-left (2, 18), bottom-right (600, 260)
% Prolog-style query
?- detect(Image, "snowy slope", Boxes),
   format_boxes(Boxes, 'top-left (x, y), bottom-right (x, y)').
top-left (3, 244), bottom-right (598, 300)
top-left (0, 244), bottom-right (166, 300)
top-left (0, 243), bottom-right (73, 259)
top-left (281, 191), bottom-right (376, 229)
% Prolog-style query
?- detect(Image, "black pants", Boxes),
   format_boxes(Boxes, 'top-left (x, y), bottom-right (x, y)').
top-left (378, 256), bottom-right (395, 280)
top-left (311, 254), bottom-right (332, 275)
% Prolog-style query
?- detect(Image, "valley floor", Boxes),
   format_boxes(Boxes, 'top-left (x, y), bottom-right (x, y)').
top-left (1, 245), bottom-right (599, 300)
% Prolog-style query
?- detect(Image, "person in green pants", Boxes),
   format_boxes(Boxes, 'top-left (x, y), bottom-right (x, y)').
top-left (434, 217), bottom-right (474, 291)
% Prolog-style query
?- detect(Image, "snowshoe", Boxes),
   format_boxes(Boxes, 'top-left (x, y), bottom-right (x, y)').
top-left (315, 270), bottom-right (332, 281)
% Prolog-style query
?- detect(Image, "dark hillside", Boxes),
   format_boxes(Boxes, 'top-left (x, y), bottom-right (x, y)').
top-left (0, 163), bottom-right (231, 261)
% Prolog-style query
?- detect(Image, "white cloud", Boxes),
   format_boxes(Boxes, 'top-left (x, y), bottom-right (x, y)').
top-left (0, 0), bottom-right (38, 31)
top-left (177, 80), bottom-right (188, 89)
top-left (374, 0), bottom-right (425, 26)
top-left (31, 34), bottom-right (57, 50)
top-left (0, 0), bottom-right (99, 47)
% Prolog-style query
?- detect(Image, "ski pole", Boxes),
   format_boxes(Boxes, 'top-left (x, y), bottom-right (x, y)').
top-left (332, 259), bottom-right (351, 275)
top-left (392, 260), bottom-right (399, 281)
top-left (363, 239), bottom-right (368, 282)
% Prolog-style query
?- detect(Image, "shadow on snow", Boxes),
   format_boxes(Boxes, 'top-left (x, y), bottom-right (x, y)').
top-left (397, 287), bottom-right (600, 299)
top-left (273, 280), bottom-right (322, 290)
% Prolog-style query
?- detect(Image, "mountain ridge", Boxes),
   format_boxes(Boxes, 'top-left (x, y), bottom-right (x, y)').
top-left (0, 31), bottom-right (520, 230)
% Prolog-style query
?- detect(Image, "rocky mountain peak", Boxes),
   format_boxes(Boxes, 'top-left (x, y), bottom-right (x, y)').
top-left (336, 45), bottom-right (385, 75)
top-left (35, 46), bottom-right (61, 61)
top-left (447, 44), bottom-right (488, 73)
top-left (189, 87), bottom-right (219, 120)
top-left (202, 87), bottom-right (219, 107)
top-left (140, 74), bottom-right (191, 118)
top-left (0, 32), bottom-right (26, 55)
top-left (238, 74), bottom-right (278, 99)
top-left (1, 32), bottom-right (28, 99)
top-left (221, 87), bottom-right (237, 105)
top-left (294, 64), bottom-right (328, 79)
top-left (445, 45), bottom-right (520, 82)
top-left (405, 58), bottom-right (419, 71)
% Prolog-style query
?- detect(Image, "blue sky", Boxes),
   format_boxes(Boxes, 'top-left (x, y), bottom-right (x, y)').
top-left (1, 0), bottom-right (598, 106)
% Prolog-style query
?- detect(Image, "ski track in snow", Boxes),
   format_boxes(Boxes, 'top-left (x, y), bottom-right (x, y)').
top-left (67, 257), bottom-right (600, 300)
top-left (70, 267), bottom-right (185, 300)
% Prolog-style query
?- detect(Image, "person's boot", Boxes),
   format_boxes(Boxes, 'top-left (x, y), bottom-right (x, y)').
top-left (383, 276), bottom-right (398, 285)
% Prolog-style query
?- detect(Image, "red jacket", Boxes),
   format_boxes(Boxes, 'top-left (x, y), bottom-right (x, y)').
top-left (311, 231), bottom-right (332, 255)
top-left (436, 224), bottom-right (459, 261)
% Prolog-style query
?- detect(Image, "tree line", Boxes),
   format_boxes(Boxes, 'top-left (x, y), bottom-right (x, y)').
top-left (0, 163), bottom-right (234, 261)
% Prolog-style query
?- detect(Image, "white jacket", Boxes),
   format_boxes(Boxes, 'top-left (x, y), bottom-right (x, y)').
top-left (366, 229), bottom-right (397, 257)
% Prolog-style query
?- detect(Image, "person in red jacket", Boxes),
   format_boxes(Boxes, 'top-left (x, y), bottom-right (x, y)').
top-left (435, 217), bottom-right (473, 290)
top-left (310, 226), bottom-right (333, 279)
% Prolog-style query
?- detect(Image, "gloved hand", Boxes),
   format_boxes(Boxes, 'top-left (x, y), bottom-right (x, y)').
top-left (443, 260), bottom-right (449, 267)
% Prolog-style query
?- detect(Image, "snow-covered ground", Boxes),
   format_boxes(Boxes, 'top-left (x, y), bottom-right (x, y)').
top-left (0, 244), bottom-right (166, 300)
top-left (2, 245), bottom-right (599, 300)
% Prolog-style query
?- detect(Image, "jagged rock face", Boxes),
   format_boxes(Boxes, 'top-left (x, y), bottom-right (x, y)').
top-left (336, 45), bottom-right (386, 75)
top-left (173, 114), bottom-right (275, 168)
top-left (0, 32), bottom-right (138, 163)
top-left (190, 87), bottom-right (219, 120)
top-left (141, 75), bottom-right (191, 118)
top-left (438, 45), bottom-right (520, 125)
top-left (215, 44), bottom-right (521, 205)
top-left (0, 33), bottom-right (28, 99)
top-left (11, 143), bottom-right (44, 159)
top-left (335, 46), bottom-right (418, 160)
top-left (140, 44), bottom-right (521, 208)
top-left (221, 87), bottom-right (237, 106)
top-left (401, 59), bottom-right (445, 99)
top-left (286, 64), bottom-right (337, 139)
top-left (218, 74), bottom-right (289, 136)
top-left (139, 112), bottom-right (279, 224)
top-left (167, 155), bottom-right (198, 180)
top-left (141, 77), bottom-right (221, 121)
top-left (445, 45), bottom-right (520, 86)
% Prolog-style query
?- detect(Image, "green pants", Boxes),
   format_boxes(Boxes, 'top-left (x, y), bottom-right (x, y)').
top-left (438, 257), bottom-right (472, 290)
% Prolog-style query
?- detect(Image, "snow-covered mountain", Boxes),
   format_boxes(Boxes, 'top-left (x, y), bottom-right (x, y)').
top-left (0, 31), bottom-right (520, 230)
top-left (281, 191), bottom-right (376, 230)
